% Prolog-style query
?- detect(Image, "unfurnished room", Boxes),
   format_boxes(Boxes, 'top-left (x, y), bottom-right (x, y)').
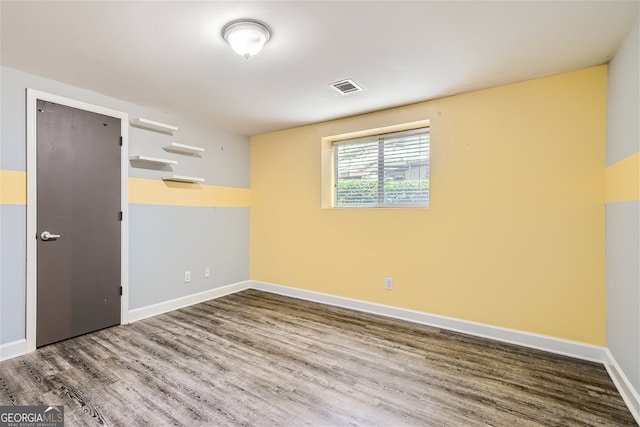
top-left (0, 1), bottom-right (639, 426)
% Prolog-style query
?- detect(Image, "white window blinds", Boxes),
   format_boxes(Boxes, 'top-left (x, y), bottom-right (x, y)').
top-left (334, 127), bottom-right (430, 208)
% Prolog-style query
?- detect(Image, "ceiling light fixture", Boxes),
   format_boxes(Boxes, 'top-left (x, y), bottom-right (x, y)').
top-left (222, 19), bottom-right (271, 59)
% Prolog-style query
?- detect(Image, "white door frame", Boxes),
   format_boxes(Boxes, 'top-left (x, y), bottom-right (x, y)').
top-left (26, 88), bottom-right (129, 353)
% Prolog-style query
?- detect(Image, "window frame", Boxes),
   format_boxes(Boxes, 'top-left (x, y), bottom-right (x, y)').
top-left (320, 120), bottom-right (430, 210)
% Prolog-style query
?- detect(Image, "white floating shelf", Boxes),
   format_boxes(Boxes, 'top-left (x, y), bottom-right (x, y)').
top-left (164, 142), bottom-right (205, 155)
top-left (162, 175), bottom-right (205, 183)
top-left (130, 118), bottom-right (178, 134)
top-left (129, 155), bottom-right (178, 166)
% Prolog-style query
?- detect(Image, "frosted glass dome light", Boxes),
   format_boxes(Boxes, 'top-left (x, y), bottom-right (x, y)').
top-left (222, 19), bottom-right (272, 59)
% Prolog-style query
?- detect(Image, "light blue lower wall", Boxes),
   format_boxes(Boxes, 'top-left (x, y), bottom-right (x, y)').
top-left (0, 205), bottom-right (26, 343)
top-left (606, 201), bottom-right (640, 393)
top-left (0, 203), bottom-right (250, 344)
top-left (129, 205), bottom-right (249, 309)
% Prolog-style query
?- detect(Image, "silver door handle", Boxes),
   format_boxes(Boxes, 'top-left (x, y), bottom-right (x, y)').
top-left (40, 231), bottom-right (61, 241)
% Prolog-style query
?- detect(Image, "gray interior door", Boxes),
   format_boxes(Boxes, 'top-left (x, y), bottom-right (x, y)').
top-left (36, 99), bottom-right (122, 347)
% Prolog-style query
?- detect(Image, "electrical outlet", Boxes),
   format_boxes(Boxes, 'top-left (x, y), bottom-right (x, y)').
top-left (384, 277), bottom-right (393, 290)
top-left (205, 267), bottom-right (210, 278)
top-left (184, 271), bottom-right (191, 283)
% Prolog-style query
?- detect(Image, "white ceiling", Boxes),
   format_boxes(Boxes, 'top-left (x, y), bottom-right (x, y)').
top-left (1, 1), bottom-right (638, 136)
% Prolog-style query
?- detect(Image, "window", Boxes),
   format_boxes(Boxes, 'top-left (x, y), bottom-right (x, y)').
top-left (334, 127), bottom-right (430, 208)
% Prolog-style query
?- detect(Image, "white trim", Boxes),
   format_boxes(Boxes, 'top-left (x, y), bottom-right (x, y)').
top-left (604, 349), bottom-right (640, 424)
top-left (0, 339), bottom-right (27, 362)
top-left (250, 280), bottom-right (607, 363)
top-left (128, 281), bottom-right (251, 323)
top-left (26, 89), bottom-right (129, 352)
top-left (120, 104), bottom-right (130, 326)
top-left (26, 90), bottom-right (37, 353)
top-left (8, 273), bottom-right (639, 421)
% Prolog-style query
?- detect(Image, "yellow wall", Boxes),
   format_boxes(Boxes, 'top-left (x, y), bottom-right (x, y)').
top-left (128, 177), bottom-right (250, 207)
top-left (0, 170), bottom-right (27, 205)
top-left (250, 66), bottom-right (607, 345)
top-left (0, 174), bottom-right (250, 208)
top-left (605, 152), bottom-right (640, 203)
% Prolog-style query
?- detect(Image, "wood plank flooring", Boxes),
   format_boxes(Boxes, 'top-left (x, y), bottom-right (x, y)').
top-left (0, 290), bottom-right (636, 426)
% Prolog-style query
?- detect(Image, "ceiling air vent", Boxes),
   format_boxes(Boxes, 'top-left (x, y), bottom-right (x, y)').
top-left (329, 78), bottom-right (363, 95)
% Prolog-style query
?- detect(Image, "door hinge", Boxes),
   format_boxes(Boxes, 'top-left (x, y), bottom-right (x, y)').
top-left (119, 286), bottom-right (123, 296)
top-left (119, 136), bottom-right (123, 146)
top-left (118, 211), bottom-right (123, 221)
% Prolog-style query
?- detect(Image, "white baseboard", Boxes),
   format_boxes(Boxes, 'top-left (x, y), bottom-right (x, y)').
top-left (0, 281), bottom-right (612, 366)
top-left (128, 280), bottom-right (251, 323)
top-left (604, 349), bottom-right (640, 424)
top-left (0, 282), bottom-right (252, 361)
top-left (3, 279), bottom-right (635, 423)
top-left (0, 339), bottom-right (27, 362)
top-left (250, 280), bottom-right (607, 364)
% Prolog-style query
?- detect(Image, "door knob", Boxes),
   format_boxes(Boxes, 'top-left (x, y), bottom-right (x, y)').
top-left (40, 231), bottom-right (61, 241)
